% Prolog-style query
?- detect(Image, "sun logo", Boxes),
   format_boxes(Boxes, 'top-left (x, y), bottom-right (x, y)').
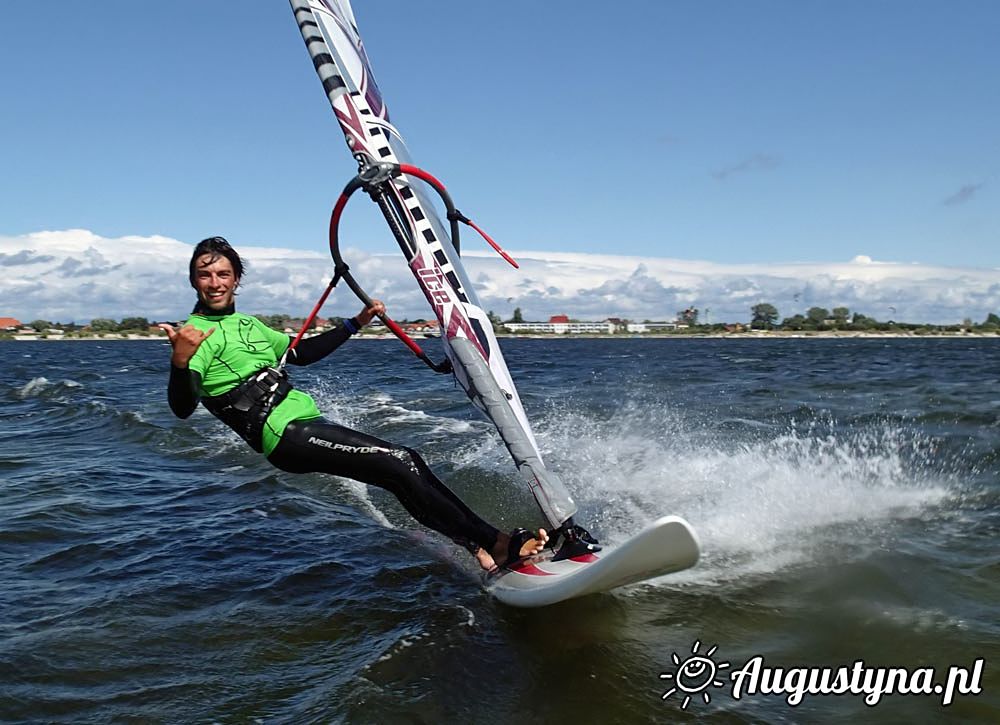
top-left (660, 640), bottom-right (730, 709)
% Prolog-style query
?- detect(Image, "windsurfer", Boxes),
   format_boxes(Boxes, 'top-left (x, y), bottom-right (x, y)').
top-left (159, 236), bottom-right (547, 571)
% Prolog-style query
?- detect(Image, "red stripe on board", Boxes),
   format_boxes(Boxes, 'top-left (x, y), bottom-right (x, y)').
top-left (570, 554), bottom-right (600, 563)
top-left (510, 562), bottom-right (555, 576)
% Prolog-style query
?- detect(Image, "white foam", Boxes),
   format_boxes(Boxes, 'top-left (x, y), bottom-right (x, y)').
top-left (15, 376), bottom-right (85, 399)
top-left (529, 402), bottom-right (952, 584)
top-left (18, 377), bottom-right (49, 395)
top-left (457, 605), bottom-right (475, 627)
top-left (335, 478), bottom-right (395, 528)
top-left (310, 383), bottom-right (486, 440)
top-left (374, 631), bottom-right (430, 663)
top-left (428, 420), bottom-right (476, 435)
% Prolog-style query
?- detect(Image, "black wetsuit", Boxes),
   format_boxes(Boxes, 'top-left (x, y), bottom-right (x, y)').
top-left (166, 305), bottom-right (500, 555)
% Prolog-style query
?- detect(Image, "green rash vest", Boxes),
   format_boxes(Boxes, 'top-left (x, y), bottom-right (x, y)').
top-left (185, 312), bottom-right (321, 455)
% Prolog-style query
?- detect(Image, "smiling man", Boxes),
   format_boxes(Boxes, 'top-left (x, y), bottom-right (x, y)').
top-left (159, 236), bottom-right (547, 572)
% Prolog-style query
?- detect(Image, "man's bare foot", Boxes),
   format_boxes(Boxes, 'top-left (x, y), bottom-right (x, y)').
top-left (474, 547), bottom-right (498, 572)
top-left (474, 528), bottom-right (548, 572)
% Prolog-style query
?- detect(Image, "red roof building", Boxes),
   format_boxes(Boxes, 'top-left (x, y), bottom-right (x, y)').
top-left (401, 321), bottom-right (440, 333)
top-left (0, 317), bottom-right (22, 330)
top-left (548, 314), bottom-right (570, 324)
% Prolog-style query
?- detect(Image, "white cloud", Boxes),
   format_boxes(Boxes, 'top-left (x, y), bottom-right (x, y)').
top-left (1, 229), bottom-right (999, 324)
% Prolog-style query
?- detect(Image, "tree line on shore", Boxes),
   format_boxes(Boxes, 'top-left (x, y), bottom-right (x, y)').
top-left (2, 314), bottom-right (372, 338)
top-left (486, 304), bottom-right (1000, 335)
top-left (5, 317), bottom-right (158, 336)
top-left (6, 307), bottom-right (1000, 338)
top-left (750, 304), bottom-right (1000, 333)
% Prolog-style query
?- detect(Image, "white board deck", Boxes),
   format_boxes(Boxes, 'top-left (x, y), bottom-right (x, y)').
top-left (485, 515), bottom-right (700, 608)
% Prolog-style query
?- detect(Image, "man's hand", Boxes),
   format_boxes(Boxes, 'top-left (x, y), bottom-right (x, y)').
top-left (356, 299), bottom-right (386, 327)
top-left (158, 323), bottom-right (215, 368)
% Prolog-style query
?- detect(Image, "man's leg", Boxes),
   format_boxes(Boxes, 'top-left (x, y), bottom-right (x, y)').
top-left (268, 419), bottom-right (546, 568)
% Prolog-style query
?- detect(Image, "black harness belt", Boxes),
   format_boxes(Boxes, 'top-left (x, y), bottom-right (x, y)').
top-left (202, 367), bottom-right (292, 452)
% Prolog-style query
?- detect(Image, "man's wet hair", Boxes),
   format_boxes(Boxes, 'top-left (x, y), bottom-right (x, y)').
top-left (189, 236), bottom-right (246, 289)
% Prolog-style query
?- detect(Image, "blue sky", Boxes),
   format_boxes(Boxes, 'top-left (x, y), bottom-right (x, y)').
top-left (3, 0), bottom-right (996, 269)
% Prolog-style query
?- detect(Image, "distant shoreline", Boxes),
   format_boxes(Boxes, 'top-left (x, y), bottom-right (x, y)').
top-left (4, 330), bottom-right (997, 342)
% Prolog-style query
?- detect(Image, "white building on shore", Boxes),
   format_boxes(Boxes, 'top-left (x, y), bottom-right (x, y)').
top-left (500, 314), bottom-right (692, 335)
top-left (503, 315), bottom-right (615, 334)
top-left (625, 321), bottom-right (685, 333)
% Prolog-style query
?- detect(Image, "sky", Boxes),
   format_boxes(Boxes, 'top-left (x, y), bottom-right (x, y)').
top-left (1, 1), bottom-right (998, 324)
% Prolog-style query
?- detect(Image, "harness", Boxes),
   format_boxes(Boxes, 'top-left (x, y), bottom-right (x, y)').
top-left (202, 366), bottom-right (292, 453)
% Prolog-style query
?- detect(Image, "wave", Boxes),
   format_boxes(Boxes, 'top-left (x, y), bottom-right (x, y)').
top-left (13, 376), bottom-right (83, 400)
top-left (462, 397), bottom-right (962, 586)
top-left (4, 373), bottom-right (260, 469)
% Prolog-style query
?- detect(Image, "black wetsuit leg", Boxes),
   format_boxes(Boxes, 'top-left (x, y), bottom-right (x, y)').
top-left (268, 419), bottom-right (500, 553)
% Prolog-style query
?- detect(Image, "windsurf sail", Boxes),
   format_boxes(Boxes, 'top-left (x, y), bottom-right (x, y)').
top-left (288, 0), bottom-right (577, 529)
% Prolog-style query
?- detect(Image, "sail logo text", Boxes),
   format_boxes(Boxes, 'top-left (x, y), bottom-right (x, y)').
top-left (416, 266), bottom-right (451, 307)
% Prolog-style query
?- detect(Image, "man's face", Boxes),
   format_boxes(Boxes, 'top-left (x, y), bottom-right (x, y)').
top-left (193, 253), bottom-right (238, 311)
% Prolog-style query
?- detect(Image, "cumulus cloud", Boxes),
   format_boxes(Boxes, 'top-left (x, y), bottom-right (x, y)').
top-left (0, 249), bottom-right (55, 266)
top-left (712, 153), bottom-right (782, 180)
top-left (1, 230), bottom-right (999, 325)
top-left (467, 250), bottom-right (1000, 324)
top-left (57, 247), bottom-right (125, 278)
top-left (942, 182), bottom-right (985, 207)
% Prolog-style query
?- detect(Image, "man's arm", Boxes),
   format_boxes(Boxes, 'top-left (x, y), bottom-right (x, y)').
top-left (285, 317), bottom-right (361, 366)
top-left (167, 364), bottom-right (202, 418)
top-left (158, 323), bottom-right (214, 419)
top-left (284, 300), bottom-right (386, 367)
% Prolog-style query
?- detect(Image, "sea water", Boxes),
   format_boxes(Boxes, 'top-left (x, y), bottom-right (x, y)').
top-left (2, 338), bottom-right (997, 722)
